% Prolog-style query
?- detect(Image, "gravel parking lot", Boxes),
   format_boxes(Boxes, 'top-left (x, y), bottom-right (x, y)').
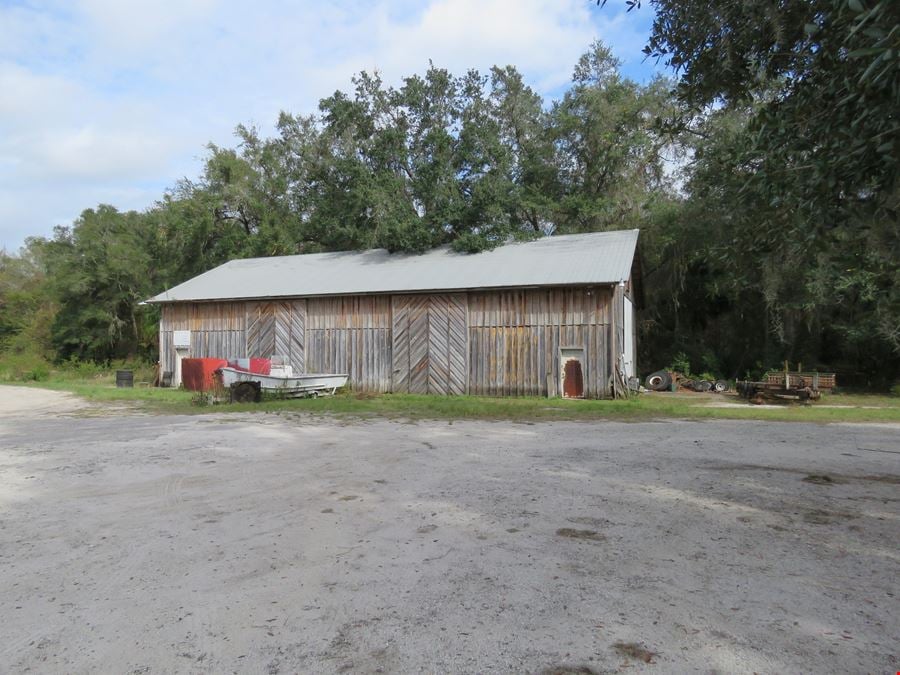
top-left (1, 385), bottom-right (897, 673)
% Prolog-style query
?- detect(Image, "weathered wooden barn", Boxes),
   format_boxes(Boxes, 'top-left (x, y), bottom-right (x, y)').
top-left (148, 230), bottom-right (641, 398)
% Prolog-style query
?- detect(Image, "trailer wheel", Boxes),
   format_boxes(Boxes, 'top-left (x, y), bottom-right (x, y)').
top-left (645, 370), bottom-right (672, 391)
top-left (232, 381), bottom-right (261, 403)
top-left (714, 380), bottom-right (728, 392)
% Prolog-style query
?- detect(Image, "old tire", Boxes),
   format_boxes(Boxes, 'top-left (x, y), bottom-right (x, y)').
top-left (714, 380), bottom-right (729, 392)
top-left (645, 370), bottom-right (672, 391)
top-left (232, 381), bottom-right (261, 403)
top-left (697, 380), bottom-right (713, 392)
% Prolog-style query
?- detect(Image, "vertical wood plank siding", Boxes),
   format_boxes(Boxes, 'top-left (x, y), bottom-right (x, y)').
top-left (159, 302), bottom-right (248, 376)
top-left (466, 288), bottom-right (612, 397)
top-left (305, 296), bottom-right (392, 392)
top-left (158, 285), bottom-right (618, 397)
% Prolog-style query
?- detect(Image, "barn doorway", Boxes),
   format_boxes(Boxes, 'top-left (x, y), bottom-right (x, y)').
top-left (391, 294), bottom-right (468, 395)
top-left (560, 348), bottom-right (585, 398)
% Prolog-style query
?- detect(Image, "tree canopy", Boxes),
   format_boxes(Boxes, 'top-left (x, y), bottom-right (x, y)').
top-left (1, 28), bottom-right (898, 387)
top-left (608, 0), bottom-right (899, 384)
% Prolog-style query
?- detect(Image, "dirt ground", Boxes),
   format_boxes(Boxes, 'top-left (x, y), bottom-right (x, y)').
top-left (1, 385), bottom-right (897, 674)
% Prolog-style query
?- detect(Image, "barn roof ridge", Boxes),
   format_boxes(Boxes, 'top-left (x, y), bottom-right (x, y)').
top-left (147, 228), bottom-right (639, 304)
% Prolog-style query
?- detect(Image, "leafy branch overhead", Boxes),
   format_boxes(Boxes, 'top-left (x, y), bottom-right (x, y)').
top-left (603, 0), bottom-right (899, 377)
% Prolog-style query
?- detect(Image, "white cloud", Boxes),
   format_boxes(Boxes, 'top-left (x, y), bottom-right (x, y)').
top-left (32, 127), bottom-right (176, 180)
top-left (375, 0), bottom-right (595, 88)
top-left (0, 63), bottom-right (186, 181)
top-left (77, 0), bottom-right (219, 50)
top-left (0, 182), bottom-right (164, 252)
top-left (0, 63), bottom-right (82, 123)
top-left (0, 0), bottom-right (659, 250)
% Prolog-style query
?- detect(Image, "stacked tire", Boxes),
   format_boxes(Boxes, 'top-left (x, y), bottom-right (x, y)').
top-left (645, 370), bottom-right (672, 391)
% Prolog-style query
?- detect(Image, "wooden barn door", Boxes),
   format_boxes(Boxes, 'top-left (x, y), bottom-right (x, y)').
top-left (246, 300), bottom-right (305, 371)
top-left (392, 294), bottom-right (467, 394)
top-left (246, 302), bottom-right (275, 358)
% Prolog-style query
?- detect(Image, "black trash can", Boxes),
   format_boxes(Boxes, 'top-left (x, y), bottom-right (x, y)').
top-left (116, 370), bottom-right (134, 388)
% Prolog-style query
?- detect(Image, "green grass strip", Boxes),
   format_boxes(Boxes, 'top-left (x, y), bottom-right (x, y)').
top-left (6, 377), bottom-right (899, 423)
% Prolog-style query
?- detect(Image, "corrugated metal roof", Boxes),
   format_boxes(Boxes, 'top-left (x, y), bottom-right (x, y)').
top-left (147, 229), bottom-right (639, 303)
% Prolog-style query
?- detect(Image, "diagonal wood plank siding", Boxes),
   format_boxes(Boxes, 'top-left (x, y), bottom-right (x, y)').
top-left (288, 300), bottom-right (305, 372)
top-left (428, 295), bottom-right (450, 394)
top-left (447, 294), bottom-right (468, 395)
top-left (159, 284), bottom-right (620, 397)
top-left (391, 294), bottom-right (467, 394)
top-left (246, 302), bottom-right (275, 359)
top-left (407, 295), bottom-right (429, 394)
top-left (390, 295), bottom-right (410, 392)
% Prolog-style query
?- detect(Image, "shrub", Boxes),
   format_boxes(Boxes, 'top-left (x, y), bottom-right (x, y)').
top-left (26, 363), bottom-right (50, 381)
top-left (0, 348), bottom-right (53, 382)
top-left (669, 352), bottom-right (691, 376)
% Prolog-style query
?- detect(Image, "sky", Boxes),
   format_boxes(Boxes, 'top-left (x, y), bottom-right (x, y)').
top-left (0, 0), bottom-right (662, 251)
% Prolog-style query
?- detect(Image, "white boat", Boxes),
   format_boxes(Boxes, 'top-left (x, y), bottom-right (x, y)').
top-left (216, 366), bottom-right (348, 401)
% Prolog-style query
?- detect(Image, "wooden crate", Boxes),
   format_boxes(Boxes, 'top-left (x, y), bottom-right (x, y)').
top-left (764, 372), bottom-right (836, 391)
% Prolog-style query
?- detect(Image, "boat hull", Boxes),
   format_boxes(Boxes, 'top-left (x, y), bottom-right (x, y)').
top-left (216, 367), bottom-right (348, 396)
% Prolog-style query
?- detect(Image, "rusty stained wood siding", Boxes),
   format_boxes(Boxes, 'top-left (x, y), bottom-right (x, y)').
top-left (467, 287), bottom-right (613, 398)
top-left (305, 296), bottom-right (391, 392)
top-left (391, 294), bottom-right (467, 395)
